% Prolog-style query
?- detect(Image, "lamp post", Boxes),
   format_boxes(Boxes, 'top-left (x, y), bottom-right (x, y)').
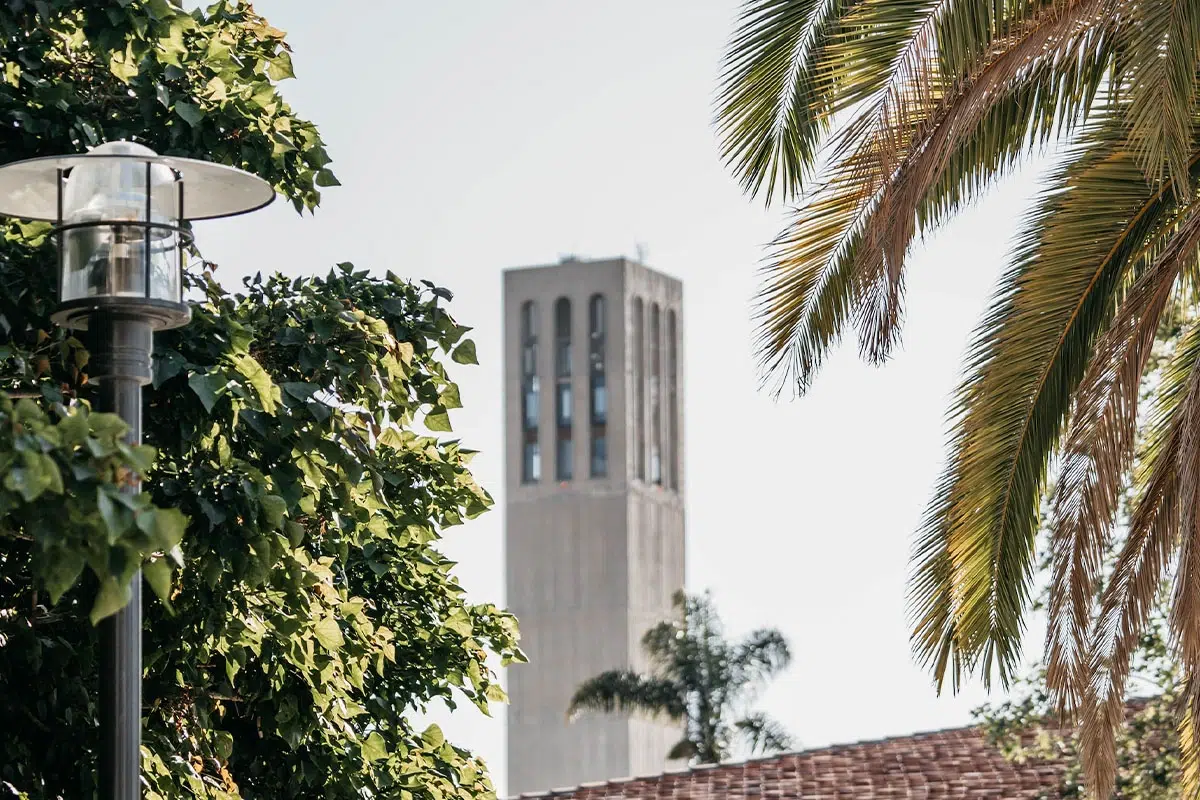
top-left (0, 141), bottom-right (274, 799)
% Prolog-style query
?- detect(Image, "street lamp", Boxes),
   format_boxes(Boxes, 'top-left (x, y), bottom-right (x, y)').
top-left (0, 141), bottom-right (274, 799)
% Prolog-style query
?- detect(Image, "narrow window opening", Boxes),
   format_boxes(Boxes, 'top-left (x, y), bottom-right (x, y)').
top-left (633, 297), bottom-right (645, 481)
top-left (589, 294), bottom-right (608, 477)
top-left (668, 310), bottom-right (678, 491)
top-left (555, 297), bottom-right (573, 481)
top-left (650, 303), bottom-right (662, 485)
top-left (520, 301), bottom-right (540, 483)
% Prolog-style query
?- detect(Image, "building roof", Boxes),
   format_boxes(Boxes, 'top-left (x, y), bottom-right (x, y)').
top-left (511, 725), bottom-right (1066, 800)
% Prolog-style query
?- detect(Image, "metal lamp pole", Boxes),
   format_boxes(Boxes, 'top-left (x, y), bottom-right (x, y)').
top-left (93, 311), bottom-right (152, 799)
top-left (0, 141), bottom-right (274, 799)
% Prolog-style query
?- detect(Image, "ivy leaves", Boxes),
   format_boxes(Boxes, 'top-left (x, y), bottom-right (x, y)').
top-left (0, 0), bottom-right (334, 212)
top-left (0, 396), bottom-right (183, 621)
top-left (129, 266), bottom-right (519, 799)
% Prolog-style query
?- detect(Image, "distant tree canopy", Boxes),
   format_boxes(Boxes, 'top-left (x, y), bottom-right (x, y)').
top-left (0, 2), bottom-right (521, 798)
top-left (568, 591), bottom-right (792, 766)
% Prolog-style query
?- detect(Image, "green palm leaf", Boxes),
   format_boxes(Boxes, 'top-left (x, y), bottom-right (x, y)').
top-left (715, 0), bottom-right (836, 204)
top-left (567, 670), bottom-right (685, 722)
top-left (716, 0), bottom-right (955, 205)
top-left (1170, 322), bottom-right (1200, 691)
top-left (910, 120), bottom-right (1181, 691)
top-left (641, 619), bottom-right (683, 673)
top-left (735, 712), bottom-right (794, 754)
top-left (732, 628), bottom-right (792, 686)
top-left (667, 738), bottom-right (698, 760)
top-left (755, 0), bottom-right (1114, 395)
top-left (1123, 0), bottom-right (1200, 192)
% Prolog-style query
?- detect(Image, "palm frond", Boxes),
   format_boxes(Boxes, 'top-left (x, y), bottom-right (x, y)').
top-left (756, 0), bottom-right (1115, 396)
top-left (845, 0), bottom-right (1118, 365)
top-left (1171, 333), bottom-right (1200, 669)
top-left (641, 619), bottom-right (683, 674)
top-left (1166, 299), bottom-right (1200, 676)
top-left (1078, 318), bottom-right (1200, 798)
top-left (735, 712), bottom-right (794, 754)
top-left (919, 18), bottom-right (1114, 229)
top-left (715, 0), bottom-right (838, 204)
top-left (640, 590), bottom-right (690, 673)
top-left (717, 0), bottom-right (1010, 205)
top-left (1123, 0), bottom-right (1200, 192)
top-left (1181, 681), bottom-right (1200, 800)
top-left (567, 670), bottom-right (685, 723)
top-left (909, 122), bottom-right (1180, 692)
top-left (732, 628), bottom-right (792, 686)
top-left (1045, 204), bottom-right (1200, 716)
top-left (667, 737), bottom-right (697, 761)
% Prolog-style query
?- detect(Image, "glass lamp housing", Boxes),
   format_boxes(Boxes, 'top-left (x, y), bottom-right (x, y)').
top-left (60, 142), bottom-right (184, 321)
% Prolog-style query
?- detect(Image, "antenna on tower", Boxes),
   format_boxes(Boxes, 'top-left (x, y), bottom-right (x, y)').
top-left (634, 241), bottom-right (649, 264)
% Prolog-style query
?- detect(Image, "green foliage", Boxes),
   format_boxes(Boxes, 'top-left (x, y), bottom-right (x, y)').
top-left (0, 396), bottom-right (184, 622)
top-left (568, 591), bottom-right (792, 765)
top-left (0, 2), bottom-right (520, 798)
top-left (0, 0), bottom-right (331, 212)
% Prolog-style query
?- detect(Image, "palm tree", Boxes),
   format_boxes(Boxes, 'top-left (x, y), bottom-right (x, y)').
top-left (567, 591), bottom-right (792, 764)
top-left (716, 1), bottom-right (1200, 797)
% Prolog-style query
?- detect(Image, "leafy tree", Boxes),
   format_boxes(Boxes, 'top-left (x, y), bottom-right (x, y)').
top-left (0, 2), bottom-right (520, 798)
top-left (567, 591), bottom-right (792, 765)
top-left (717, 1), bottom-right (1200, 796)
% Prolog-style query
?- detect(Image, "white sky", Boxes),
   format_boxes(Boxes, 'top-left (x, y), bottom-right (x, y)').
top-left (195, 2), bottom-right (1052, 794)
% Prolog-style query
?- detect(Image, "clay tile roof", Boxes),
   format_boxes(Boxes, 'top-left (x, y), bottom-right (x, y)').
top-left (512, 725), bottom-right (1066, 800)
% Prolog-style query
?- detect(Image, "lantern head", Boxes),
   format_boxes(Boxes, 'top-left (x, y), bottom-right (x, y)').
top-left (0, 140), bottom-right (276, 331)
top-left (57, 141), bottom-right (187, 330)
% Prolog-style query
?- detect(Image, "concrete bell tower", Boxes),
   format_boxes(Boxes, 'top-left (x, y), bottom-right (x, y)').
top-left (503, 256), bottom-right (686, 795)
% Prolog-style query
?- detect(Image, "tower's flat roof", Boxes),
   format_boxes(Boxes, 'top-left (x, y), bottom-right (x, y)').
top-left (502, 255), bottom-right (681, 283)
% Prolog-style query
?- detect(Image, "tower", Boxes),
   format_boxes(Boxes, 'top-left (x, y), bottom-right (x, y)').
top-left (503, 256), bottom-right (686, 795)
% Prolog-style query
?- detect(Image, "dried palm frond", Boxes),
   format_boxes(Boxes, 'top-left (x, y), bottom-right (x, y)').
top-left (1046, 205), bottom-right (1200, 717)
top-left (1080, 318), bottom-right (1200, 796)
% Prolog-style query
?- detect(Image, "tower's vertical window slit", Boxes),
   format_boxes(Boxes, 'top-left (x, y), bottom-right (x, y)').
top-left (520, 300), bottom-right (541, 483)
top-left (633, 297), bottom-right (645, 481)
top-left (667, 309), bottom-right (678, 491)
top-left (649, 303), bottom-right (662, 485)
top-left (588, 293), bottom-right (607, 478)
top-left (554, 297), bottom-right (573, 481)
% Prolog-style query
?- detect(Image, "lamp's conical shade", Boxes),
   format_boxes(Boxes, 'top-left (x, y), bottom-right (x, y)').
top-left (0, 142), bottom-right (274, 222)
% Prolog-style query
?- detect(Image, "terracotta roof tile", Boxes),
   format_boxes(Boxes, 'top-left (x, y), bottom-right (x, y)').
top-left (512, 725), bottom-right (1065, 800)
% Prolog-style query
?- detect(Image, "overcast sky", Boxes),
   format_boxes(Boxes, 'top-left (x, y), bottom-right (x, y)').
top-left (195, 2), bottom-right (1051, 794)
